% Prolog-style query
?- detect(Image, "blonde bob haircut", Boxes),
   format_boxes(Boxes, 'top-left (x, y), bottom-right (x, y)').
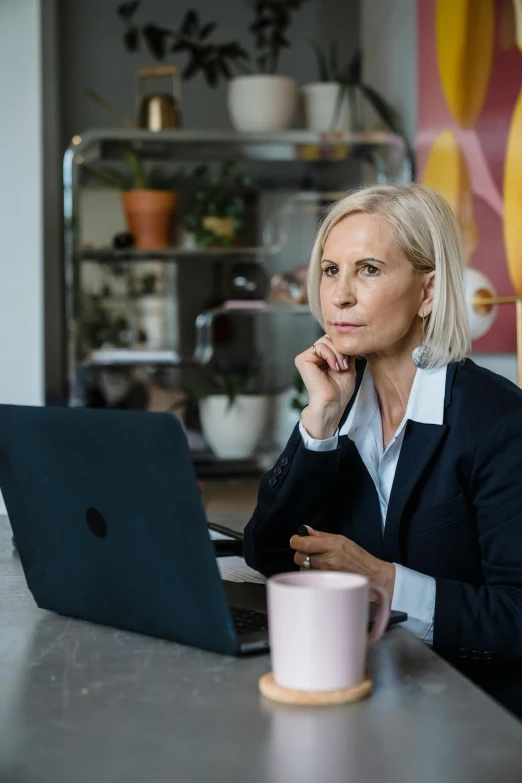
top-left (307, 184), bottom-right (470, 368)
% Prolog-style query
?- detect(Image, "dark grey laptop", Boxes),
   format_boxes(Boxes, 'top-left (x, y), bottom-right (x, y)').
top-left (0, 405), bottom-right (406, 656)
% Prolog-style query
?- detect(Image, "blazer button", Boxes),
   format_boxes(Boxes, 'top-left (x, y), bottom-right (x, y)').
top-left (482, 651), bottom-right (493, 661)
top-left (459, 648), bottom-right (469, 659)
top-left (471, 650), bottom-right (481, 660)
top-left (268, 476), bottom-right (277, 487)
top-left (273, 466), bottom-right (282, 476)
top-left (280, 457), bottom-right (289, 466)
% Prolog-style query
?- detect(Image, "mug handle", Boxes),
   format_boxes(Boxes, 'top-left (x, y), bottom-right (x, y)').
top-left (367, 584), bottom-right (391, 646)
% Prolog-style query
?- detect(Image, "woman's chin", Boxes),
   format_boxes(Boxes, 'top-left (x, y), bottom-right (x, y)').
top-left (329, 333), bottom-right (366, 356)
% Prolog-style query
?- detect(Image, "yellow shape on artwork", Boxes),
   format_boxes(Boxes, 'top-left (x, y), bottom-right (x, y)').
top-left (503, 86), bottom-right (522, 294)
top-left (436, 0), bottom-right (494, 128)
top-left (423, 129), bottom-right (478, 265)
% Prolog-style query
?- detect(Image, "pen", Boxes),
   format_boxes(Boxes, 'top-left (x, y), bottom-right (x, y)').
top-left (298, 525), bottom-right (312, 536)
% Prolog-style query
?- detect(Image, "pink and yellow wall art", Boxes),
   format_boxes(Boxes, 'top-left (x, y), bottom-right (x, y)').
top-left (418, 0), bottom-right (522, 352)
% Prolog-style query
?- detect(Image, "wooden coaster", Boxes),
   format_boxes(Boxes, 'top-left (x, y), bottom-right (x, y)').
top-left (259, 673), bottom-right (372, 706)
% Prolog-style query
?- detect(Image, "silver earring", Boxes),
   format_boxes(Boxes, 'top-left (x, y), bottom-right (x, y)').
top-left (412, 316), bottom-right (431, 369)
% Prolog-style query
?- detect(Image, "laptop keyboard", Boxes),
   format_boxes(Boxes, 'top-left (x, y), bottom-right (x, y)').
top-left (231, 607), bottom-right (268, 634)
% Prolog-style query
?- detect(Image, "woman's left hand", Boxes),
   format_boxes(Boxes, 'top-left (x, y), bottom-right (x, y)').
top-left (290, 529), bottom-right (396, 603)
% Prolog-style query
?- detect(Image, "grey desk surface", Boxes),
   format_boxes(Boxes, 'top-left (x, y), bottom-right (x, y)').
top-left (2, 513), bottom-right (522, 783)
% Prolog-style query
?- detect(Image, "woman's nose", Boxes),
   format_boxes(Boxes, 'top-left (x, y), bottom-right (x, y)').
top-left (330, 276), bottom-right (356, 308)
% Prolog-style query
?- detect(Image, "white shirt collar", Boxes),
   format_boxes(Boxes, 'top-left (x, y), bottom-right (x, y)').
top-left (339, 363), bottom-right (447, 438)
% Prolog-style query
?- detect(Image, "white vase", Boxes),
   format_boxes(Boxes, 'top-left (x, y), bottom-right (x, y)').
top-left (301, 82), bottom-right (352, 131)
top-left (199, 395), bottom-right (270, 459)
top-left (228, 75), bottom-right (297, 132)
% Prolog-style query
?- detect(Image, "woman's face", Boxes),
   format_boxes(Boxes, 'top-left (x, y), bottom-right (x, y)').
top-left (319, 212), bottom-right (433, 358)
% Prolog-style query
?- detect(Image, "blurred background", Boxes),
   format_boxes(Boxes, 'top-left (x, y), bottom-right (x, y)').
top-left (1, 0), bottom-right (520, 513)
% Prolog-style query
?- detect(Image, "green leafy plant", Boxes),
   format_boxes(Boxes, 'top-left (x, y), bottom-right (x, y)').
top-left (83, 143), bottom-right (179, 191)
top-left (117, 1), bottom-right (308, 82)
top-left (248, 0), bottom-right (308, 74)
top-left (179, 161), bottom-right (255, 248)
top-left (173, 363), bottom-right (269, 413)
top-left (117, 3), bottom-right (249, 86)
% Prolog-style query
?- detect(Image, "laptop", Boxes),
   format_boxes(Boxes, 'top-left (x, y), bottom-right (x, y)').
top-left (0, 405), bottom-right (406, 655)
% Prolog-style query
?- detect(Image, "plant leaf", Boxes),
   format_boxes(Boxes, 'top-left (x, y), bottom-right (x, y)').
top-left (117, 1), bottom-right (140, 21)
top-left (309, 39), bottom-right (329, 81)
top-left (181, 10), bottom-right (199, 37)
top-left (329, 39), bottom-right (339, 80)
top-left (182, 60), bottom-right (200, 81)
top-left (142, 24), bottom-right (170, 60)
top-left (357, 82), bottom-right (403, 134)
top-left (199, 21), bottom-right (216, 40)
top-left (123, 27), bottom-right (139, 52)
top-left (118, 143), bottom-right (148, 189)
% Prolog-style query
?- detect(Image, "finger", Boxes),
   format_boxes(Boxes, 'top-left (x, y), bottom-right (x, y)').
top-left (294, 551), bottom-right (315, 568)
top-left (289, 534), bottom-right (335, 553)
top-left (294, 551), bottom-right (334, 571)
top-left (317, 336), bottom-right (350, 371)
top-left (309, 343), bottom-right (341, 373)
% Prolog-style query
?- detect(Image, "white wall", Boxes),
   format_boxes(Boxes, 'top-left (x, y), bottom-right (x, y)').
top-left (0, 0), bottom-right (45, 513)
top-left (360, 0), bottom-right (417, 145)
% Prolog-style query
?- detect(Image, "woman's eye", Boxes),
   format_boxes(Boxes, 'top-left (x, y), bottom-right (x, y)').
top-left (362, 264), bottom-right (379, 276)
top-left (322, 266), bottom-right (338, 277)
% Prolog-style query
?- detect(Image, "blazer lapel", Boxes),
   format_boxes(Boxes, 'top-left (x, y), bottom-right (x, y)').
top-left (382, 420), bottom-right (448, 562)
top-left (340, 436), bottom-right (385, 560)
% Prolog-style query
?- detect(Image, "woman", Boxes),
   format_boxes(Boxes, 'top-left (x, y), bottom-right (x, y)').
top-left (244, 184), bottom-right (522, 718)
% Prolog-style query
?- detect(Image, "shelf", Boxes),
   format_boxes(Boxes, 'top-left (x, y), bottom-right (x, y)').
top-left (79, 244), bottom-right (284, 263)
top-left (67, 128), bottom-right (410, 168)
top-left (84, 348), bottom-right (184, 367)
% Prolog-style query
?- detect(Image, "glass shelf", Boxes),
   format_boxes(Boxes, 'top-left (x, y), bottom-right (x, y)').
top-left (83, 348), bottom-right (185, 367)
top-left (67, 128), bottom-right (410, 171)
top-left (194, 302), bottom-right (312, 364)
top-left (78, 244), bottom-right (284, 262)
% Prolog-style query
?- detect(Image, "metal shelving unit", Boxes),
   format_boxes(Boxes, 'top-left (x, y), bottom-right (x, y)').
top-left (64, 128), bottom-right (410, 411)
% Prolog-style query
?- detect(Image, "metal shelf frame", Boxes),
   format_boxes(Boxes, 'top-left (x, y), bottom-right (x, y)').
top-left (64, 128), bottom-right (411, 405)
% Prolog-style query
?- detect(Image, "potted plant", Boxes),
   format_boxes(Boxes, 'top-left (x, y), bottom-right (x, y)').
top-left (176, 365), bottom-right (271, 459)
top-left (303, 44), bottom-right (410, 142)
top-left (227, 0), bottom-right (306, 132)
top-left (178, 161), bottom-right (255, 249)
top-left (117, 1), bottom-right (307, 132)
top-left (84, 143), bottom-right (179, 249)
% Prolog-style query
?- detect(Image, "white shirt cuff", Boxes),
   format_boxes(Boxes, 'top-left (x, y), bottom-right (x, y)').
top-left (391, 564), bottom-right (436, 645)
top-left (299, 420), bottom-right (339, 451)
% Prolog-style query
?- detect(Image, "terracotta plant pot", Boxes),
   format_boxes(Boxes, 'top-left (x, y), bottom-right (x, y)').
top-left (121, 190), bottom-right (177, 249)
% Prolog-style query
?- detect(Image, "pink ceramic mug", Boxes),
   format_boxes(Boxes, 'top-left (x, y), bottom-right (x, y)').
top-left (267, 571), bottom-right (391, 692)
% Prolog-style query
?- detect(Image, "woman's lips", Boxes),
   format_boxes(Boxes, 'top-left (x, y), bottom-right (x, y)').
top-left (332, 323), bottom-right (363, 333)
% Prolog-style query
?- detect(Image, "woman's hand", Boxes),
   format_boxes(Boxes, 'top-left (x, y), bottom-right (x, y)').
top-left (295, 336), bottom-right (356, 440)
top-left (290, 528), bottom-right (396, 604)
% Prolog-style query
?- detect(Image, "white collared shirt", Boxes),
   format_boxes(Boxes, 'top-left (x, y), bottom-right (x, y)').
top-left (299, 364), bottom-right (448, 644)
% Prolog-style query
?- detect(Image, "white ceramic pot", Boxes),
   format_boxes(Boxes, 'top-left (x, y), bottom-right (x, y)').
top-left (273, 388), bottom-right (306, 452)
top-left (301, 82), bottom-right (352, 131)
top-left (199, 395), bottom-right (270, 459)
top-left (228, 75), bottom-right (297, 132)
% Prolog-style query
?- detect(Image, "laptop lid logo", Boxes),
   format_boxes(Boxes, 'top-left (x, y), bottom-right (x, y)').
top-left (86, 507), bottom-right (108, 538)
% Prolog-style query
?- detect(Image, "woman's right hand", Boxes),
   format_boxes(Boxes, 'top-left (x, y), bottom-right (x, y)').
top-left (295, 336), bottom-right (356, 440)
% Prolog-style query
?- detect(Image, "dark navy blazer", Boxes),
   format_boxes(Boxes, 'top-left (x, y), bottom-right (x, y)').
top-left (244, 359), bottom-right (522, 716)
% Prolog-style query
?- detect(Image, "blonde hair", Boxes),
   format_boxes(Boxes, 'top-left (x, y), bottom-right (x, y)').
top-left (307, 184), bottom-right (470, 368)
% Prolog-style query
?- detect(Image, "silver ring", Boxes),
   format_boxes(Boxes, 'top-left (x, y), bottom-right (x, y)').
top-left (303, 555), bottom-right (311, 570)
